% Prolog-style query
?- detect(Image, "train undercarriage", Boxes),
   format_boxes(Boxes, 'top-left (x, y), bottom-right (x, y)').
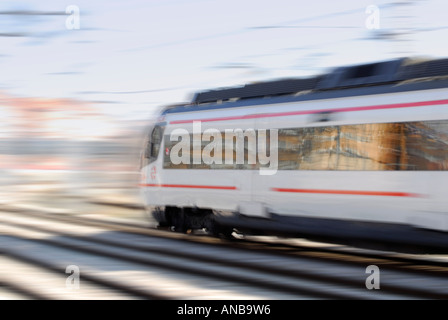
top-left (147, 206), bottom-right (448, 254)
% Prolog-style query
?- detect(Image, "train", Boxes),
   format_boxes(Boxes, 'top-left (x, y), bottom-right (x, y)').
top-left (140, 56), bottom-right (448, 253)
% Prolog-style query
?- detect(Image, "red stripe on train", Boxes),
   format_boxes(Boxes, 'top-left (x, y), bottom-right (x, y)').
top-left (140, 183), bottom-right (237, 190)
top-left (271, 188), bottom-right (422, 197)
top-left (170, 99), bottom-right (448, 124)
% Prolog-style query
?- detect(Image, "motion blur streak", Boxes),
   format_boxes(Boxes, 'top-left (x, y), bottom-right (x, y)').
top-left (0, 92), bottom-right (143, 210)
top-left (1, 0), bottom-right (448, 301)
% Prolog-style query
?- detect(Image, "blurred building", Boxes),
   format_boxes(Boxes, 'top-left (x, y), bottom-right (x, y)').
top-left (0, 92), bottom-right (145, 189)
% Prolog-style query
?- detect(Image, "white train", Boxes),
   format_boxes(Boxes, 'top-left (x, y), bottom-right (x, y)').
top-left (140, 57), bottom-right (448, 252)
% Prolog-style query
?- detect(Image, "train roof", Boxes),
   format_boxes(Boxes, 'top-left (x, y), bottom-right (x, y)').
top-left (163, 56), bottom-right (448, 115)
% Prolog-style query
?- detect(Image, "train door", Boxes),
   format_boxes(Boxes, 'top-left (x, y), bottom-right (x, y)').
top-left (247, 115), bottom-right (279, 219)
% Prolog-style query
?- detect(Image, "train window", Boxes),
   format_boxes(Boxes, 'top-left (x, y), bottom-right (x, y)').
top-left (142, 125), bottom-right (164, 166)
top-left (162, 119), bottom-right (448, 171)
top-left (276, 120), bottom-right (448, 171)
top-left (163, 130), bottom-right (258, 170)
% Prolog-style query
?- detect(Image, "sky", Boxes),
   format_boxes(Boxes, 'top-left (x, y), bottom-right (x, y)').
top-left (0, 0), bottom-right (447, 129)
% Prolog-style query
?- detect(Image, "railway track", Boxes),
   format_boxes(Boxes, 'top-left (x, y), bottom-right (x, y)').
top-left (1, 202), bottom-right (448, 300)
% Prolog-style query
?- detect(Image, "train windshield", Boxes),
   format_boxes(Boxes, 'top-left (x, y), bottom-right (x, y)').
top-left (141, 124), bottom-right (165, 168)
